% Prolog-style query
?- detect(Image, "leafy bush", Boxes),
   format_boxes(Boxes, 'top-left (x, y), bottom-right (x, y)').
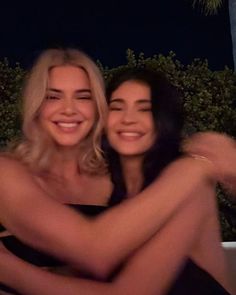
top-left (1, 50), bottom-right (236, 240)
top-left (0, 58), bottom-right (25, 148)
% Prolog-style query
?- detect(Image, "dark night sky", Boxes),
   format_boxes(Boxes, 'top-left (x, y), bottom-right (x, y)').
top-left (0, 1), bottom-right (233, 70)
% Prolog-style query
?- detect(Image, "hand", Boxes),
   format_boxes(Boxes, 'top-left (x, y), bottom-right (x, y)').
top-left (183, 131), bottom-right (236, 190)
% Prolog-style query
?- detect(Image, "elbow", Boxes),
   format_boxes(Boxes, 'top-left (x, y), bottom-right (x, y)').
top-left (83, 249), bottom-right (117, 280)
top-left (75, 224), bottom-right (120, 280)
top-left (91, 257), bottom-right (116, 280)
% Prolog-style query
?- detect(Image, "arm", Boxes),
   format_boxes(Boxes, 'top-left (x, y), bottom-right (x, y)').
top-left (0, 155), bottom-right (215, 278)
top-left (1, 180), bottom-right (228, 295)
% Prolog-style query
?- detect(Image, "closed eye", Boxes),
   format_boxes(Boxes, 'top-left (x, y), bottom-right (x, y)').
top-left (76, 96), bottom-right (92, 100)
top-left (109, 106), bottom-right (123, 111)
top-left (139, 108), bottom-right (152, 112)
top-left (109, 101), bottom-right (123, 111)
top-left (45, 95), bottom-right (60, 100)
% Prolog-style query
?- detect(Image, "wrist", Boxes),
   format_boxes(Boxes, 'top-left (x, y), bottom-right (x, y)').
top-left (182, 155), bottom-right (217, 183)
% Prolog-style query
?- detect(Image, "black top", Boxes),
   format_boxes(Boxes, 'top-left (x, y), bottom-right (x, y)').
top-left (168, 259), bottom-right (231, 295)
top-left (0, 204), bottom-right (232, 295)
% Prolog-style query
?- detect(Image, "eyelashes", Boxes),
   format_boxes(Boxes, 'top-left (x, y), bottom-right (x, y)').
top-left (109, 107), bottom-right (152, 112)
top-left (45, 95), bottom-right (92, 101)
top-left (45, 95), bottom-right (60, 100)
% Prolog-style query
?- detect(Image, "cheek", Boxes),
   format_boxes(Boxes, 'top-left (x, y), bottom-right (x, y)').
top-left (106, 116), bottom-right (117, 139)
top-left (38, 102), bottom-right (56, 119)
top-left (107, 112), bottom-right (120, 127)
top-left (38, 110), bottom-right (48, 126)
top-left (81, 102), bottom-right (96, 118)
top-left (89, 109), bottom-right (97, 125)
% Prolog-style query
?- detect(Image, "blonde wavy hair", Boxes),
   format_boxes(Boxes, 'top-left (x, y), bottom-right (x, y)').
top-left (12, 48), bottom-right (108, 174)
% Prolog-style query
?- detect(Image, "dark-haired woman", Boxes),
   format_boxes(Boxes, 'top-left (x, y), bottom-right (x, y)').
top-left (103, 68), bottom-right (233, 294)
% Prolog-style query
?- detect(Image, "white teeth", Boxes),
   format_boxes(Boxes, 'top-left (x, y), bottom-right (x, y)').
top-left (120, 132), bottom-right (141, 137)
top-left (57, 122), bottom-right (78, 128)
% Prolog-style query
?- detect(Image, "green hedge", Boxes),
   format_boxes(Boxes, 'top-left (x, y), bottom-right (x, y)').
top-left (0, 58), bottom-right (25, 147)
top-left (0, 50), bottom-right (236, 240)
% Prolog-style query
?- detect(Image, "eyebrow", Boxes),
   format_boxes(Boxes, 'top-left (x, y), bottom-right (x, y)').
top-left (47, 88), bottom-right (91, 94)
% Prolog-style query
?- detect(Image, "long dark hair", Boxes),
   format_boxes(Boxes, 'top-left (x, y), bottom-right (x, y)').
top-left (104, 68), bottom-right (184, 206)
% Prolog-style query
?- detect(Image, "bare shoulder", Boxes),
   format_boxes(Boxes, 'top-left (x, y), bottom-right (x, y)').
top-left (0, 154), bottom-right (48, 216)
top-left (0, 154), bottom-right (28, 177)
top-left (0, 154), bottom-right (21, 165)
top-left (0, 155), bottom-right (35, 194)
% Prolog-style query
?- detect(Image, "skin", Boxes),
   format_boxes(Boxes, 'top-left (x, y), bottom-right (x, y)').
top-left (0, 68), bottom-right (222, 280)
top-left (0, 185), bottom-right (223, 295)
top-left (107, 81), bottom-right (156, 157)
top-left (106, 80), bottom-right (232, 291)
top-left (40, 66), bottom-right (96, 149)
top-left (184, 131), bottom-right (236, 196)
top-left (2, 71), bottom-right (233, 294)
top-left (107, 81), bottom-right (156, 196)
top-left (34, 65), bottom-right (111, 206)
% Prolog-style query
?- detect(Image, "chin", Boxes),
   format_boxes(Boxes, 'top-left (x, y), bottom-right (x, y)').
top-left (53, 138), bottom-right (81, 147)
top-left (54, 134), bottom-right (86, 146)
top-left (119, 150), bottom-right (145, 157)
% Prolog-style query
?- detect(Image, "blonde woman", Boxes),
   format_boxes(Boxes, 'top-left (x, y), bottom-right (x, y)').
top-left (0, 49), bottom-right (234, 294)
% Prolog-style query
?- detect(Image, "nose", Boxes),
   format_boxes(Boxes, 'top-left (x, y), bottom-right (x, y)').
top-left (121, 109), bottom-right (137, 124)
top-left (61, 98), bottom-right (77, 115)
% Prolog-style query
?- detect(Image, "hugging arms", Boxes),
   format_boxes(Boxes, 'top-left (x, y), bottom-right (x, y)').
top-left (0, 155), bottom-right (231, 294)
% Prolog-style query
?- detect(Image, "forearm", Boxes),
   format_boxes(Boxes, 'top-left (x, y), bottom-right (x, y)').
top-left (0, 252), bottom-right (114, 295)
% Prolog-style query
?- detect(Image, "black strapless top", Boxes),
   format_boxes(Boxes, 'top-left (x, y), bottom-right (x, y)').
top-left (0, 204), bottom-right (232, 295)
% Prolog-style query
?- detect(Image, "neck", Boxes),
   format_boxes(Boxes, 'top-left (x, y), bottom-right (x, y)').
top-left (48, 146), bottom-right (82, 180)
top-left (120, 155), bottom-right (144, 198)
